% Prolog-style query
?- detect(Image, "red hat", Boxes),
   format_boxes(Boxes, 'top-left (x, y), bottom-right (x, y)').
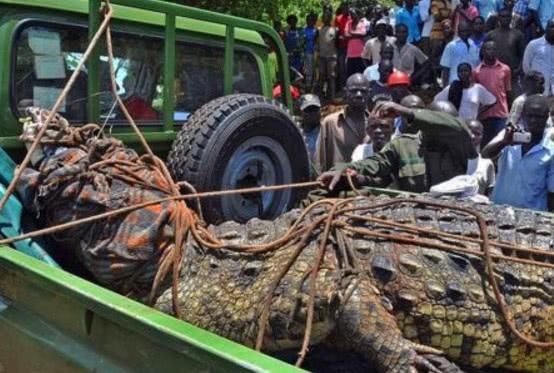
top-left (387, 71), bottom-right (411, 86)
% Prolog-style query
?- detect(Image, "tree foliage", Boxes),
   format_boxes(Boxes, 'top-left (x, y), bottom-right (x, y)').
top-left (169, 0), bottom-right (384, 23)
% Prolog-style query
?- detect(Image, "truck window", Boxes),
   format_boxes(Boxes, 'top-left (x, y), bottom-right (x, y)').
top-left (14, 24), bottom-right (262, 125)
top-left (13, 24), bottom-right (164, 124)
top-left (14, 26), bottom-right (89, 122)
top-left (233, 51), bottom-right (262, 95)
top-left (173, 44), bottom-right (262, 121)
top-left (173, 43), bottom-right (224, 121)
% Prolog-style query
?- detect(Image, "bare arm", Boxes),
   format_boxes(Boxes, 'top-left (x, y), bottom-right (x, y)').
top-left (481, 126), bottom-right (514, 159)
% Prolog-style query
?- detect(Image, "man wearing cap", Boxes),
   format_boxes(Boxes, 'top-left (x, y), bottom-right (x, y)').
top-left (361, 18), bottom-right (396, 65)
top-left (315, 73), bottom-right (370, 172)
top-left (299, 94), bottom-right (322, 164)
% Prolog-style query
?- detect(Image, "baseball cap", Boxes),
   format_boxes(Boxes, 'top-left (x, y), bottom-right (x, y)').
top-left (299, 94), bottom-right (321, 111)
top-left (375, 18), bottom-right (388, 27)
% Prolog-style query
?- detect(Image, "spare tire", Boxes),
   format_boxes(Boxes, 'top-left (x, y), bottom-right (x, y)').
top-left (167, 94), bottom-right (310, 224)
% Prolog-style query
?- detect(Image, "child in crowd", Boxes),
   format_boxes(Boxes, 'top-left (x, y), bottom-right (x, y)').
top-left (285, 14), bottom-right (303, 73)
top-left (303, 13), bottom-right (318, 92)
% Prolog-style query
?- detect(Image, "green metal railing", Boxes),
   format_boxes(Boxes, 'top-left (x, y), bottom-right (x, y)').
top-left (87, 0), bottom-right (292, 132)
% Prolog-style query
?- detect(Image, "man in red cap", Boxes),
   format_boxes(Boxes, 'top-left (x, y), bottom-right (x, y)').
top-left (387, 70), bottom-right (412, 103)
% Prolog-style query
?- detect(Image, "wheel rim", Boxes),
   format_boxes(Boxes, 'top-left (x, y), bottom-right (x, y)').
top-left (220, 136), bottom-right (293, 222)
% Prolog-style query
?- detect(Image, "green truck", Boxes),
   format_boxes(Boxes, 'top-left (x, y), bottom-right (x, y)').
top-left (1, 0), bottom-right (310, 224)
top-left (0, 0), bottom-right (308, 371)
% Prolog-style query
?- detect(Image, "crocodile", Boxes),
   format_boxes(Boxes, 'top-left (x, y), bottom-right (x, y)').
top-left (155, 196), bottom-right (554, 373)
top-left (16, 109), bottom-right (554, 372)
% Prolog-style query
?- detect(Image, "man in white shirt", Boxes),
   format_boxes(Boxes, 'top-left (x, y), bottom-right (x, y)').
top-left (440, 21), bottom-right (480, 84)
top-left (522, 19), bottom-right (554, 96)
top-left (361, 19), bottom-right (396, 65)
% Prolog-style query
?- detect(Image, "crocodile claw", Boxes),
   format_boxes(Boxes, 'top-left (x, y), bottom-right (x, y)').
top-left (416, 354), bottom-right (465, 373)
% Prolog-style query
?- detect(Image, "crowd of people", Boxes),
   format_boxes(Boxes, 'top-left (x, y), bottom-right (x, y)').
top-left (285, 0), bottom-right (554, 212)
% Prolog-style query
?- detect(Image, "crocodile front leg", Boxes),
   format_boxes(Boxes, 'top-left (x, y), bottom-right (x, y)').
top-left (336, 278), bottom-right (461, 373)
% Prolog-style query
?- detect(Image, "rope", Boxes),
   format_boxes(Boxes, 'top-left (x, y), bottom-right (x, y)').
top-left (0, 4), bottom-right (114, 212)
top-left (297, 200), bottom-right (341, 366)
top-left (3, 0), bottom-right (554, 362)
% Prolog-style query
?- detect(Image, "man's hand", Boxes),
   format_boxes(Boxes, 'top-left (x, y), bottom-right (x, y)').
top-left (502, 125), bottom-right (515, 145)
top-left (372, 101), bottom-right (414, 120)
top-left (318, 169), bottom-right (346, 190)
top-left (318, 168), bottom-right (362, 191)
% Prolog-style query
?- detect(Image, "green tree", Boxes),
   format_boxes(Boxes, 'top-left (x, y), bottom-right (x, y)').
top-left (172, 0), bottom-right (334, 22)
top-left (168, 0), bottom-right (383, 23)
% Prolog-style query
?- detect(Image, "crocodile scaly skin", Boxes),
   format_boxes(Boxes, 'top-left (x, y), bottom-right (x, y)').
top-left (155, 197), bottom-right (554, 372)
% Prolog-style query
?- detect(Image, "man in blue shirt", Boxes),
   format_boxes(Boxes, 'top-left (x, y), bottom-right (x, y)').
top-left (440, 21), bottom-right (481, 85)
top-left (482, 94), bottom-right (554, 211)
top-left (285, 14), bottom-right (303, 73)
top-left (395, 0), bottom-right (421, 44)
